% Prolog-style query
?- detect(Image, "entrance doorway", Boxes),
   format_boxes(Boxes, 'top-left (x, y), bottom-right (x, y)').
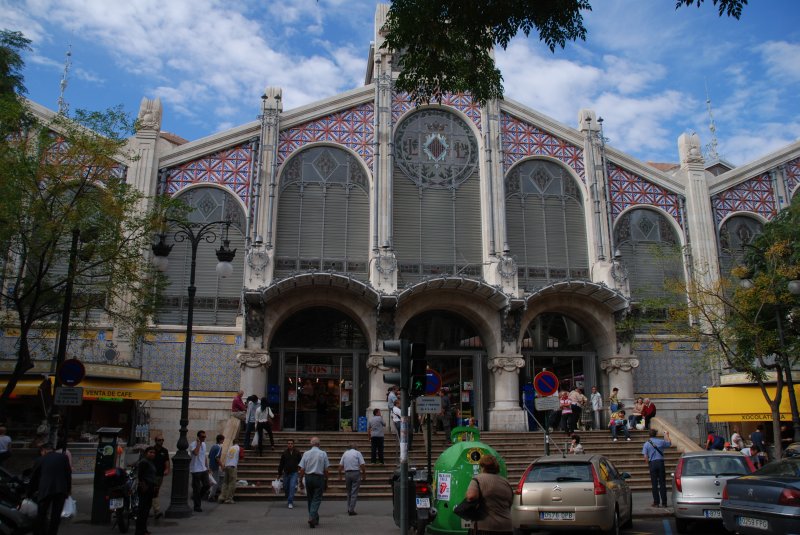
top-left (520, 313), bottom-right (597, 430)
top-left (269, 306), bottom-right (368, 431)
top-left (282, 354), bottom-right (354, 431)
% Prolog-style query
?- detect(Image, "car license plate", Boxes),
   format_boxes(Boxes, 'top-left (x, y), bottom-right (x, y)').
top-left (108, 497), bottom-right (124, 510)
top-left (416, 497), bottom-right (430, 508)
top-left (540, 512), bottom-right (575, 521)
top-left (737, 516), bottom-right (768, 530)
top-left (703, 509), bottom-right (721, 519)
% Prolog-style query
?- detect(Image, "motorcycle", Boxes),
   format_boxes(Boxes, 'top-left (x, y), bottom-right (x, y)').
top-left (0, 467), bottom-right (33, 535)
top-left (104, 466), bottom-right (138, 533)
top-left (392, 467), bottom-right (436, 535)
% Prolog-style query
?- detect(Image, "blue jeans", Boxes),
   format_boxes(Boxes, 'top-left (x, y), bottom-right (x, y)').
top-left (611, 423), bottom-right (630, 439)
top-left (283, 471), bottom-right (298, 505)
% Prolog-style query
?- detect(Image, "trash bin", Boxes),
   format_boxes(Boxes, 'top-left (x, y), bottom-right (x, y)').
top-left (427, 438), bottom-right (506, 535)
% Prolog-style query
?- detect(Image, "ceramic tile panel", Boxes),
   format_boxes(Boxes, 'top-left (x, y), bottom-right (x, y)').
top-left (632, 340), bottom-right (710, 394)
top-left (711, 173), bottom-right (776, 226)
top-left (278, 103), bottom-right (375, 169)
top-left (500, 112), bottom-right (585, 182)
top-left (392, 92), bottom-right (482, 131)
top-left (608, 163), bottom-right (682, 227)
top-left (162, 143), bottom-right (254, 205)
top-left (785, 156), bottom-right (800, 197)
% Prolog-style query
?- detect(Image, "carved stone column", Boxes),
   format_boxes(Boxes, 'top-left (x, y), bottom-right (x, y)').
top-left (366, 355), bottom-right (391, 422)
top-left (599, 354), bottom-right (639, 408)
top-left (236, 350), bottom-right (270, 398)
top-left (487, 355), bottom-right (527, 431)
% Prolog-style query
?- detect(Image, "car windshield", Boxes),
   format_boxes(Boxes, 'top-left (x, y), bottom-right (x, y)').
top-left (683, 456), bottom-right (751, 476)
top-left (755, 458), bottom-right (800, 477)
top-left (527, 463), bottom-right (593, 483)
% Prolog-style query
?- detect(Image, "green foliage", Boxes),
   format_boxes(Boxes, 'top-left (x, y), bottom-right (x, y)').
top-left (0, 30), bottom-right (31, 138)
top-left (383, 0), bottom-right (747, 105)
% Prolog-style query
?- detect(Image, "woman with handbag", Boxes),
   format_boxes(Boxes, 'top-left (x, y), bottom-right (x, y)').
top-left (255, 397), bottom-right (275, 455)
top-left (462, 455), bottom-right (513, 535)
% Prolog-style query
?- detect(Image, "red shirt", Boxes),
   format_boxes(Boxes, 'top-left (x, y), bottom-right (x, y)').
top-left (231, 395), bottom-right (246, 412)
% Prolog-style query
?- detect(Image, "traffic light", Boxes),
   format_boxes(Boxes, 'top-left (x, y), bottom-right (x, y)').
top-left (409, 343), bottom-right (427, 397)
top-left (383, 339), bottom-right (410, 390)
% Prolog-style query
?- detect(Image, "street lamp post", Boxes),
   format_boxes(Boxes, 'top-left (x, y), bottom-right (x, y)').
top-left (151, 220), bottom-right (236, 518)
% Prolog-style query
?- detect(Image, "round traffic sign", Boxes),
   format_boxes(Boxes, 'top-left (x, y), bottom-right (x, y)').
top-left (425, 370), bottom-right (442, 395)
top-left (533, 370), bottom-right (559, 397)
top-left (58, 358), bottom-right (86, 387)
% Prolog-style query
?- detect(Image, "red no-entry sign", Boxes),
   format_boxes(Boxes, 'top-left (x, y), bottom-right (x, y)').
top-left (533, 371), bottom-right (559, 397)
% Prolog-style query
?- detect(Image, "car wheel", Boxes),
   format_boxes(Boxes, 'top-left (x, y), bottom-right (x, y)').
top-left (604, 508), bottom-right (620, 535)
top-left (675, 517), bottom-right (689, 534)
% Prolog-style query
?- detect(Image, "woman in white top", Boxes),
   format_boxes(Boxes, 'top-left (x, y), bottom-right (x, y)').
top-left (255, 397), bottom-right (275, 455)
top-left (243, 395), bottom-right (258, 449)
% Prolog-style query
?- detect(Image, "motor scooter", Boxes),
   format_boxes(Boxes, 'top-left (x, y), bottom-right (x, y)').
top-left (392, 467), bottom-right (436, 535)
top-left (104, 466), bottom-right (138, 533)
top-left (0, 467), bottom-right (33, 535)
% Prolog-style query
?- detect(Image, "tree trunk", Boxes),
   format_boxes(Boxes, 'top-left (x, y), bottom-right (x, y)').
top-left (0, 333), bottom-right (35, 420)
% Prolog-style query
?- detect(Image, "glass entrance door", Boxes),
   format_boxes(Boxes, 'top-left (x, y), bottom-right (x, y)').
top-left (522, 352), bottom-right (596, 430)
top-left (423, 353), bottom-right (483, 428)
top-left (283, 354), bottom-right (353, 431)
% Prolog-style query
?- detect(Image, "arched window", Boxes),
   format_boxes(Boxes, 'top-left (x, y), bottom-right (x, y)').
top-left (614, 208), bottom-right (684, 303)
top-left (393, 109), bottom-right (482, 285)
top-left (505, 159), bottom-right (588, 291)
top-left (157, 186), bottom-right (245, 326)
top-left (274, 146), bottom-right (369, 280)
top-left (718, 215), bottom-right (763, 280)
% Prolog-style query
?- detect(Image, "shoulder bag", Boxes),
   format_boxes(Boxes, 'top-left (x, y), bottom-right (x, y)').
top-left (453, 478), bottom-right (487, 521)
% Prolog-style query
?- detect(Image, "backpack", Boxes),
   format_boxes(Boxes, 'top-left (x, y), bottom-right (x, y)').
top-left (711, 434), bottom-right (725, 450)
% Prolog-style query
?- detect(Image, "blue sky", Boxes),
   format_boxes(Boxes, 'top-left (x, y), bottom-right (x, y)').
top-left (2, 0), bottom-right (799, 166)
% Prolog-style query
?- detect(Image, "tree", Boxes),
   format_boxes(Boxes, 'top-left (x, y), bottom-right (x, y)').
top-left (383, 0), bottom-right (748, 104)
top-left (0, 33), bottom-right (171, 419)
top-left (658, 196), bottom-right (800, 458)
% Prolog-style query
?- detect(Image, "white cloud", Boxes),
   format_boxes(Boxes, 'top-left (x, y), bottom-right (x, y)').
top-left (756, 41), bottom-right (800, 82)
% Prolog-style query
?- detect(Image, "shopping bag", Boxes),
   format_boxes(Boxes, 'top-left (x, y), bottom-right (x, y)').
top-left (20, 498), bottom-right (37, 518)
top-left (251, 434), bottom-right (258, 447)
top-left (61, 496), bottom-right (77, 519)
top-left (272, 478), bottom-right (283, 494)
top-left (208, 473), bottom-right (217, 487)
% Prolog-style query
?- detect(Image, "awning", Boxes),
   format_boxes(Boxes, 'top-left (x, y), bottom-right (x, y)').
top-left (0, 378), bottom-right (51, 398)
top-left (708, 384), bottom-right (800, 422)
top-left (79, 379), bottom-right (161, 401)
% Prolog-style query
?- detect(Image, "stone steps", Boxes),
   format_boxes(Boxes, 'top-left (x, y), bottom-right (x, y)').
top-left (233, 429), bottom-right (680, 500)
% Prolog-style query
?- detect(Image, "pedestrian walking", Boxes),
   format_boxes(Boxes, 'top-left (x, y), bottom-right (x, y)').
top-left (391, 398), bottom-right (402, 437)
top-left (189, 430), bottom-right (210, 513)
top-left (367, 408), bottom-right (385, 464)
top-left (243, 394), bottom-right (258, 449)
top-left (387, 386), bottom-right (398, 412)
top-left (278, 439), bottom-right (302, 509)
top-left (207, 434), bottom-right (224, 501)
top-left (135, 446), bottom-right (157, 535)
top-left (28, 442), bottom-right (71, 535)
top-left (642, 429), bottom-right (672, 508)
top-left (338, 443), bottom-right (366, 516)
top-left (151, 436), bottom-right (170, 520)
top-left (298, 436), bottom-right (330, 529)
top-left (218, 438), bottom-right (243, 504)
top-left (750, 424), bottom-right (768, 462)
top-left (255, 397), bottom-right (275, 454)
top-left (590, 386), bottom-right (603, 430)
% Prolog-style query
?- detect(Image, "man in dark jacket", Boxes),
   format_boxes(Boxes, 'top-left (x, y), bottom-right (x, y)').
top-left (29, 442), bottom-right (71, 535)
top-left (278, 439), bottom-right (303, 509)
top-left (136, 447), bottom-right (157, 535)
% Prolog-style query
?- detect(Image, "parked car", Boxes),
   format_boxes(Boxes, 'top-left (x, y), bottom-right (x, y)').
top-left (784, 442), bottom-right (800, 458)
top-left (671, 450), bottom-right (755, 533)
top-left (511, 454), bottom-right (632, 535)
top-left (720, 457), bottom-right (800, 534)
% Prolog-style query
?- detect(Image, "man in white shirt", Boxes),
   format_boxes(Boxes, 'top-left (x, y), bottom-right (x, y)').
top-left (0, 426), bottom-right (12, 465)
top-left (218, 438), bottom-right (243, 504)
top-left (189, 430), bottom-right (210, 513)
top-left (298, 437), bottom-right (330, 529)
top-left (590, 386), bottom-right (603, 430)
top-left (338, 444), bottom-right (366, 516)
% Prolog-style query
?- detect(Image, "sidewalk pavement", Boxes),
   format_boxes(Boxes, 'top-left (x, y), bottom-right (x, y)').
top-left (58, 478), bottom-right (672, 534)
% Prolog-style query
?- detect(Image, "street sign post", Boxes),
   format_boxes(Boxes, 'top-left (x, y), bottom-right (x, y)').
top-left (54, 386), bottom-right (83, 406)
top-left (416, 396), bottom-right (443, 414)
top-left (533, 371), bottom-right (559, 397)
top-left (57, 358), bottom-right (86, 387)
top-left (534, 394), bottom-right (560, 411)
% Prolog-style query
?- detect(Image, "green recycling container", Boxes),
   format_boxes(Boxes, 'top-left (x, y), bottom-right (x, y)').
top-left (427, 427), bottom-right (507, 535)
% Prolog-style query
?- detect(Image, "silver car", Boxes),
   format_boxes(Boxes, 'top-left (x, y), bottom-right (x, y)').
top-left (511, 454), bottom-right (632, 535)
top-left (671, 450), bottom-right (755, 533)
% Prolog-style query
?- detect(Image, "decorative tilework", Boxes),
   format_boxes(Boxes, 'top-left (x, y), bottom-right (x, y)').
top-left (499, 112), bottom-right (585, 182)
top-left (0, 328), bottom-right (132, 366)
top-left (392, 92), bottom-right (482, 131)
top-left (632, 339), bottom-right (710, 394)
top-left (46, 135), bottom-right (128, 181)
top-left (140, 332), bottom-right (240, 392)
top-left (278, 103), bottom-right (375, 169)
top-left (711, 173), bottom-right (776, 226)
top-left (785, 156), bottom-right (800, 197)
top-left (163, 143), bottom-right (254, 205)
top-left (608, 163), bottom-right (682, 227)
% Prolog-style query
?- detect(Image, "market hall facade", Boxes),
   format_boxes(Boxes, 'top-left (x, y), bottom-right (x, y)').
top-left (4, 6), bottom-right (800, 445)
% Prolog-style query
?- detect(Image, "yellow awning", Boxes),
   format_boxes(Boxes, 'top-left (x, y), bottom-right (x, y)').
top-left (708, 384), bottom-right (800, 422)
top-left (80, 379), bottom-right (161, 401)
top-left (0, 378), bottom-right (50, 398)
